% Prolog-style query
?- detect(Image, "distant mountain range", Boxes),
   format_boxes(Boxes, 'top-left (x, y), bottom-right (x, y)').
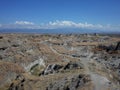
top-left (0, 28), bottom-right (120, 34)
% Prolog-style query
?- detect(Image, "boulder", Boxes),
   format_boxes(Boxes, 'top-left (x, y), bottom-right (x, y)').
top-left (64, 61), bottom-right (84, 70)
top-left (40, 64), bottom-right (63, 75)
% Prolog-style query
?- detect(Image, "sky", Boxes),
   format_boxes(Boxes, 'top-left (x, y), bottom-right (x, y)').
top-left (0, 0), bottom-right (120, 31)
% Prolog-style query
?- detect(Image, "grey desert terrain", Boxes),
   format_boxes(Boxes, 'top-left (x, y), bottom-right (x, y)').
top-left (0, 33), bottom-right (120, 90)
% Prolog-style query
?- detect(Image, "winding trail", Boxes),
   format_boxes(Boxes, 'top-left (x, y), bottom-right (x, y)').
top-left (49, 44), bottom-right (78, 59)
top-left (80, 57), bottom-right (114, 90)
top-left (49, 44), bottom-right (118, 90)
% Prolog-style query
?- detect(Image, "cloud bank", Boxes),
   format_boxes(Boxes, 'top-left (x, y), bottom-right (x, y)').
top-left (0, 21), bottom-right (40, 29)
top-left (0, 20), bottom-right (120, 31)
top-left (15, 21), bottom-right (34, 25)
top-left (40, 20), bottom-right (120, 31)
top-left (46, 20), bottom-right (104, 29)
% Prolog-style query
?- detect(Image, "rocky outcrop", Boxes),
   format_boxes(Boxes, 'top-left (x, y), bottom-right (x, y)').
top-left (22, 57), bottom-right (45, 72)
top-left (40, 64), bottom-right (63, 75)
top-left (64, 61), bottom-right (84, 70)
top-left (46, 74), bottom-right (91, 90)
top-left (92, 43), bottom-right (120, 85)
top-left (0, 61), bottom-right (24, 87)
top-left (40, 62), bottom-right (84, 76)
top-left (8, 75), bottom-right (25, 90)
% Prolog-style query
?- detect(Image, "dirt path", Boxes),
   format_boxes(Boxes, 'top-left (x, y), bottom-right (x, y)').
top-left (49, 44), bottom-right (118, 90)
top-left (49, 44), bottom-right (78, 59)
top-left (80, 57), bottom-right (112, 90)
top-left (80, 52), bottom-right (118, 90)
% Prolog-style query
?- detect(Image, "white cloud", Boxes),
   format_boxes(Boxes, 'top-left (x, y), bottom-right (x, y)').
top-left (49, 20), bottom-right (75, 26)
top-left (45, 20), bottom-right (104, 29)
top-left (0, 22), bottom-right (39, 29)
top-left (0, 20), bottom-right (120, 31)
top-left (15, 21), bottom-right (34, 25)
top-left (44, 20), bottom-right (120, 31)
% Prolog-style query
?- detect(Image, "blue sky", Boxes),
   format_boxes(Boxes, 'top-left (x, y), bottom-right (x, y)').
top-left (0, 0), bottom-right (120, 30)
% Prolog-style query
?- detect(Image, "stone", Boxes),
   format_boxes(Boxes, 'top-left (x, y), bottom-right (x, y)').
top-left (64, 61), bottom-right (84, 70)
top-left (41, 64), bottom-right (63, 75)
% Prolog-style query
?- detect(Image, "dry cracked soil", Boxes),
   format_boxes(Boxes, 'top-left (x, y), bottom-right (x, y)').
top-left (0, 33), bottom-right (120, 90)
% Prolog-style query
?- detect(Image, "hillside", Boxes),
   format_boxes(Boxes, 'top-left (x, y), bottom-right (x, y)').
top-left (0, 33), bottom-right (120, 90)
